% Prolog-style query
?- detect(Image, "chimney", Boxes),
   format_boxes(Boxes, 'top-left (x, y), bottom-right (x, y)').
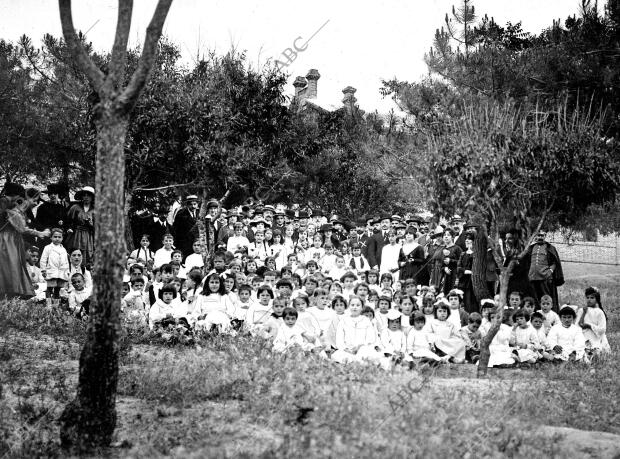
top-left (342, 86), bottom-right (357, 114)
top-left (293, 76), bottom-right (307, 99)
top-left (305, 69), bottom-right (320, 99)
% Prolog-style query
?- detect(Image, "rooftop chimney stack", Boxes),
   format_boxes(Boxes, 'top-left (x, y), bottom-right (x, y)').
top-left (293, 76), bottom-right (308, 100)
top-left (305, 69), bottom-right (320, 99)
top-left (342, 86), bottom-right (357, 114)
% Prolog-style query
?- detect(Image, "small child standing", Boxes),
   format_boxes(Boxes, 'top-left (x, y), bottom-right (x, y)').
top-left (40, 228), bottom-right (70, 306)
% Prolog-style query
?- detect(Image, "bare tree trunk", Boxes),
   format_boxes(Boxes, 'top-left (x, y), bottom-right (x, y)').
top-left (60, 111), bottom-right (128, 449)
top-left (472, 224), bottom-right (490, 301)
top-left (57, 0), bottom-right (173, 450)
top-left (124, 191), bottom-right (135, 252)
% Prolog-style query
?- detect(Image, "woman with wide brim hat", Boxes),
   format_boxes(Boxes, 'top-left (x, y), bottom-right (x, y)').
top-left (65, 186), bottom-right (95, 268)
top-left (0, 183), bottom-right (51, 299)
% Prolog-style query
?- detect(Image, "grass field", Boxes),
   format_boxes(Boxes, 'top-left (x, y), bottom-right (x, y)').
top-left (1, 262), bottom-right (619, 458)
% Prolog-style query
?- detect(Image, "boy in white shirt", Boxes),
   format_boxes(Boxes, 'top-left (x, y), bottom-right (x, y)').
top-left (547, 307), bottom-right (586, 361)
top-left (184, 239), bottom-right (205, 271)
top-left (153, 234), bottom-right (175, 269)
top-left (539, 294), bottom-right (560, 333)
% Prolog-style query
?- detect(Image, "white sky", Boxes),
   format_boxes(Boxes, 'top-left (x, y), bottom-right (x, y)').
top-left (1, 0), bottom-right (582, 112)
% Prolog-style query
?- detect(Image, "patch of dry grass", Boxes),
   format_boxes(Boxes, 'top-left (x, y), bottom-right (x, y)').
top-left (1, 267), bottom-right (619, 457)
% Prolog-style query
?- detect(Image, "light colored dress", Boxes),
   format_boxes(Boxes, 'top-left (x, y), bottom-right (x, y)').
top-left (192, 293), bottom-right (234, 332)
top-left (487, 324), bottom-right (517, 367)
top-left (427, 319), bottom-right (466, 361)
top-left (576, 307), bottom-right (610, 353)
top-left (406, 328), bottom-right (442, 361)
top-left (510, 325), bottom-right (540, 362)
top-left (332, 315), bottom-right (383, 366)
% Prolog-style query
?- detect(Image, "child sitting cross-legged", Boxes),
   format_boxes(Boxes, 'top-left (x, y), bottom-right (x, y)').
top-left (547, 306), bottom-right (586, 362)
top-left (509, 309), bottom-right (540, 364)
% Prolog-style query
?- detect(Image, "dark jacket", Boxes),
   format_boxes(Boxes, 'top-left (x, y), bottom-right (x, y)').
top-left (367, 231), bottom-right (388, 268)
top-left (523, 242), bottom-right (565, 287)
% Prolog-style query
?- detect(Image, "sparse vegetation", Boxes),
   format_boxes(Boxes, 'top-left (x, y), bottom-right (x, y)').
top-left (1, 265), bottom-right (618, 457)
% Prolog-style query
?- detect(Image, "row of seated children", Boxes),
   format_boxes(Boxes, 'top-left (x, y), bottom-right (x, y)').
top-left (119, 255), bottom-right (611, 368)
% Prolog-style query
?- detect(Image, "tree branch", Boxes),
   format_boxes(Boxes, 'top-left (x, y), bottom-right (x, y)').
top-left (134, 182), bottom-right (196, 192)
top-left (118, 0), bottom-right (173, 112)
top-left (106, 0), bottom-right (134, 90)
top-left (58, 0), bottom-right (105, 93)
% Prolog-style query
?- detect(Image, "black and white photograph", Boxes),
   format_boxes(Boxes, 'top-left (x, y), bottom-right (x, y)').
top-left (0, 0), bottom-right (619, 457)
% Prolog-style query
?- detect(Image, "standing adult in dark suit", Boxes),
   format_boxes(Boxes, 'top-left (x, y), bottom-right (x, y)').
top-left (367, 213), bottom-right (391, 270)
top-left (172, 195), bottom-right (199, 257)
top-left (34, 183), bottom-right (69, 251)
top-left (522, 230), bottom-right (564, 312)
top-left (146, 206), bottom-right (173, 252)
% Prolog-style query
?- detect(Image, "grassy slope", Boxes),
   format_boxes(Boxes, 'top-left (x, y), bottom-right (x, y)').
top-left (1, 262), bottom-right (619, 458)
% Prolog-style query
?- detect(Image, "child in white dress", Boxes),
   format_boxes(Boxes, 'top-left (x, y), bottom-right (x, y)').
top-left (379, 309), bottom-right (407, 367)
top-left (273, 307), bottom-right (309, 352)
top-left (406, 312), bottom-right (442, 363)
top-left (426, 299), bottom-right (466, 363)
top-left (509, 310), bottom-right (540, 364)
top-left (332, 296), bottom-right (383, 366)
top-left (192, 273), bottom-right (234, 332)
top-left (486, 309), bottom-right (518, 367)
top-left (576, 286), bottom-right (611, 356)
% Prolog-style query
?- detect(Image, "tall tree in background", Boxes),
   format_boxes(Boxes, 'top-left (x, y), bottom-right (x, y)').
top-left (57, 0), bottom-right (173, 450)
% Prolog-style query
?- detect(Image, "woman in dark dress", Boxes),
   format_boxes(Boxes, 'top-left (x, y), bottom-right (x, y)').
top-left (440, 229), bottom-right (463, 295)
top-left (65, 186), bottom-right (95, 268)
top-left (457, 233), bottom-right (476, 313)
top-left (0, 184), bottom-right (50, 299)
top-left (399, 228), bottom-right (425, 282)
top-left (35, 183), bottom-right (68, 251)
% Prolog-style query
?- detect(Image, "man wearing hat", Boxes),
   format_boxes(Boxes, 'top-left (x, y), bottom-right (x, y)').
top-left (451, 215), bottom-right (468, 251)
top-left (172, 195), bottom-right (199, 257)
top-left (34, 183), bottom-right (69, 251)
top-left (143, 204), bottom-right (172, 252)
top-left (367, 213), bottom-right (392, 270)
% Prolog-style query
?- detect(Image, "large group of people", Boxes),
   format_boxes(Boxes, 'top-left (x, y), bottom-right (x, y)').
top-left (0, 183), bottom-right (611, 368)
